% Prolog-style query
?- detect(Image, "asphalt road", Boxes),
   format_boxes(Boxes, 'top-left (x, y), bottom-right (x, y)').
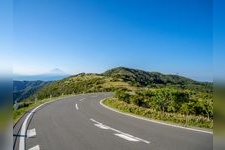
top-left (13, 93), bottom-right (212, 150)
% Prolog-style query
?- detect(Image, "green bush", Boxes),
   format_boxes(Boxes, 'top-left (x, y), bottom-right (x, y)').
top-left (103, 98), bottom-right (213, 129)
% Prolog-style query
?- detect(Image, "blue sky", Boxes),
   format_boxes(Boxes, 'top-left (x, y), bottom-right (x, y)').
top-left (11, 0), bottom-right (214, 81)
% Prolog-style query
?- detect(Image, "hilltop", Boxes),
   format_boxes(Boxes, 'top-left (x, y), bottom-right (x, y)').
top-left (104, 67), bottom-right (212, 92)
top-left (104, 67), bottom-right (199, 85)
top-left (23, 67), bottom-right (212, 101)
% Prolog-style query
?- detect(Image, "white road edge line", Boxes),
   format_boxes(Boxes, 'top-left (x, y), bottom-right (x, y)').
top-left (79, 98), bottom-right (85, 101)
top-left (28, 145), bottom-right (40, 150)
top-left (90, 118), bottom-right (150, 144)
top-left (18, 95), bottom-right (87, 150)
top-left (19, 103), bottom-right (45, 150)
top-left (75, 103), bottom-right (79, 110)
top-left (19, 96), bottom-right (65, 150)
top-left (100, 99), bottom-right (213, 134)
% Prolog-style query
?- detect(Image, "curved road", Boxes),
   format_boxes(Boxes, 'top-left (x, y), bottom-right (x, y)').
top-left (13, 93), bottom-right (212, 150)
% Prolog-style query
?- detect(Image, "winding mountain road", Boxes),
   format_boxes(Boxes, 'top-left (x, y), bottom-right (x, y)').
top-left (13, 93), bottom-right (212, 150)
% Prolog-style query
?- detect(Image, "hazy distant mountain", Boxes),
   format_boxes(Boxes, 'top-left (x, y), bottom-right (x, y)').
top-left (49, 68), bottom-right (66, 75)
top-left (13, 68), bottom-right (70, 81)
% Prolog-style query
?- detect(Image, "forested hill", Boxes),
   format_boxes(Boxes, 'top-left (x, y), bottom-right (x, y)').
top-left (103, 67), bottom-right (212, 92)
top-left (13, 80), bottom-right (50, 103)
top-left (24, 67), bottom-right (212, 101)
top-left (104, 67), bottom-right (197, 85)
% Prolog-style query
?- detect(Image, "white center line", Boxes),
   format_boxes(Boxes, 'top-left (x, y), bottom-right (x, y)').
top-left (79, 98), bottom-right (85, 101)
top-left (75, 103), bottom-right (79, 110)
top-left (90, 118), bottom-right (150, 144)
top-left (114, 133), bottom-right (140, 142)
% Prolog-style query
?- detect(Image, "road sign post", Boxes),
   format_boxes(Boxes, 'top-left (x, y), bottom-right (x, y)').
top-left (14, 101), bottom-right (19, 110)
top-left (35, 96), bottom-right (37, 104)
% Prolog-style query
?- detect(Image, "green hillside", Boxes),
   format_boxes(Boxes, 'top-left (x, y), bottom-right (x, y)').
top-left (22, 67), bottom-right (212, 102)
top-left (104, 67), bottom-right (196, 85)
top-left (104, 67), bottom-right (212, 92)
top-left (14, 67), bottom-right (213, 128)
top-left (32, 73), bottom-right (135, 100)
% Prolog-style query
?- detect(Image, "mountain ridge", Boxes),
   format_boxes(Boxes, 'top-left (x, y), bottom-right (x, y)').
top-left (103, 66), bottom-right (209, 85)
top-left (21, 66), bottom-right (212, 102)
top-left (13, 80), bottom-right (50, 103)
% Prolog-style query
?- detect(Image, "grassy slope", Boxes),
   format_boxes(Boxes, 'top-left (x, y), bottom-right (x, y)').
top-left (103, 98), bottom-right (213, 129)
top-left (23, 67), bottom-right (212, 102)
top-left (13, 67), bottom-right (213, 125)
top-left (30, 73), bottom-right (137, 101)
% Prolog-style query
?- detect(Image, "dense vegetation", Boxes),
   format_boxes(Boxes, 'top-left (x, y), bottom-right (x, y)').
top-left (14, 67), bottom-right (213, 128)
top-left (107, 88), bottom-right (213, 128)
top-left (29, 73), bottom-right (136, 101)
top-left (104, 97), bottom-right (212, 128)
top-left (22, 67), bottom-right (212, 102)
top-left (103, 67), bottom-right (212, 93)
top-left (13, 97), bottom-right (56, 123)
top-left (115, 89), bottom-right (213, 120)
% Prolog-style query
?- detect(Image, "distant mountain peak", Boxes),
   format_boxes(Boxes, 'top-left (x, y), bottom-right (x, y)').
top-left (49, 68), bottom-right (67, 75)
top-left (13, 68), bottom-right (70, 81)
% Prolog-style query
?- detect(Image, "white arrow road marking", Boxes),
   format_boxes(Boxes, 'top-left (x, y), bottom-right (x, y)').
top-left (114, 133), bottom-right (140, 142)
top-left (94, 124), bottom-right (110, 129)
top-left (90, 118), bottom-right (150, 144)
top-left (79, 98), bottom-right (85, 101)
top-left (28, 145), bottom-right (40, 150)
top-left (75, 103), bottom-right (79, 110)
top-left (27, 128), bottom-right (36, 138)
top-left (90, 118), bottom-right (99, 124)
